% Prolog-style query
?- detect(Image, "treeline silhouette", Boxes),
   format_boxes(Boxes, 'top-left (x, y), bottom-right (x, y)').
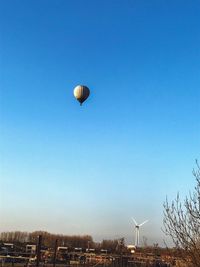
top-left (0, 231), bottom-right (120, 252)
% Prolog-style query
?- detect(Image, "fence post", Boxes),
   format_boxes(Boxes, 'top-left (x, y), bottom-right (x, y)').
top-left (53, 239), bottom-right (58, 267)
top-left (36, 235), bottom-right (42, 267)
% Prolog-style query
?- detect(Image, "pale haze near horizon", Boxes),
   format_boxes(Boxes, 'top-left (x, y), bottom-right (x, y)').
top-left (1, 0), bottom-right (200, 247)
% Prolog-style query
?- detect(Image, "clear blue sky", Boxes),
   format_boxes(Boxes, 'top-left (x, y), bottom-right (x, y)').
top-left (1, 0), bottom-right (200, 246)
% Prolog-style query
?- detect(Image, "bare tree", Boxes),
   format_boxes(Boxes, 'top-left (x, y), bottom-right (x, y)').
top-left (163, 161), bottom-right (200, 266)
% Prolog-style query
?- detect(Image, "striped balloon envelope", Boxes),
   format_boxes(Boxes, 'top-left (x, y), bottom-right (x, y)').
top-left (73, 85), bottom-right (90, 105)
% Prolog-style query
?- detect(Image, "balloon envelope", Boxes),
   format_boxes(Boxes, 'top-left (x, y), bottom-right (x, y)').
top-left (73, 85), bottom-right (90, 105)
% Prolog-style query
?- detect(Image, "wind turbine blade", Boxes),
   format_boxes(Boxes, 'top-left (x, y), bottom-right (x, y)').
top-left (139, 220), bottom-right (148, 227)
top-left (132, 217), bottom-right (137, 225)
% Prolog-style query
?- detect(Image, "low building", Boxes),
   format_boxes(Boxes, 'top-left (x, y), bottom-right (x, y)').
top-left (74, 247), bottom-right (82, 253)
top-left (57, 246), bottom-right (68, 253)
top-left (26, 245), bottom-right (37, 254)
top-left (3, 243), bottom-right (14, 249)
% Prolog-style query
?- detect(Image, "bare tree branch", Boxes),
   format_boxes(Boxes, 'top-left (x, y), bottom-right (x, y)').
top-left (163, 162), bottom-right (200, 266)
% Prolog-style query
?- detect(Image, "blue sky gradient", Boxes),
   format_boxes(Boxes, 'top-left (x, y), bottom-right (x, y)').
top-left (1, 0), bottom-right (200, 246)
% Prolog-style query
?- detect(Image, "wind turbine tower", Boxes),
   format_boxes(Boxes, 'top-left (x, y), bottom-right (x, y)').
top-left (132, 218), bottom-right (148, 247)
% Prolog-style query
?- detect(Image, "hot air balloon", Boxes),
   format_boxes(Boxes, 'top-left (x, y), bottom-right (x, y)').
top-left (73, 85), bottom-right (90, 105)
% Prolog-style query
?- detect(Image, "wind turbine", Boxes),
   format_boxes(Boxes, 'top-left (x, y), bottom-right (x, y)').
top-left (132, 218), bottom-right (148, 247)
